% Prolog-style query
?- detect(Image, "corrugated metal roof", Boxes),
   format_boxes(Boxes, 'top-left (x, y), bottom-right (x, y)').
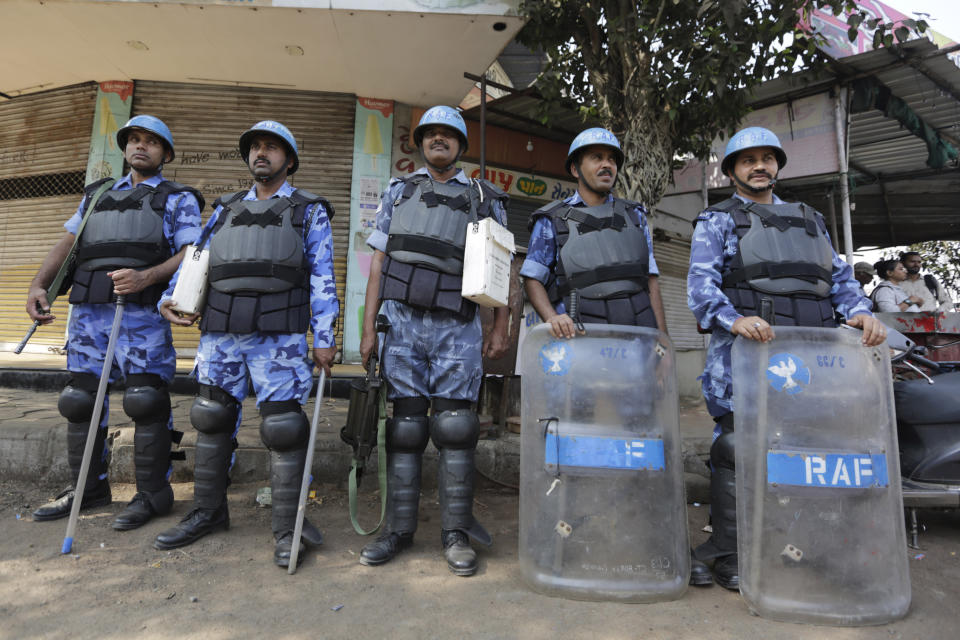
top-left (743, 39), bottom-right (960, 248)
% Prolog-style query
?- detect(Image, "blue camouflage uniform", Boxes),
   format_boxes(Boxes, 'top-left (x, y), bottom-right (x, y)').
top-left (161, 181), bottom-right (338, 435)
top-left (520, 191), bottom-right (659, 315)
top-left (367, 167), bottom-right (506, 401)
top-left (66, 173), bottom-right (202, 471)
top-left (687, 194), bottom-right (872, 418)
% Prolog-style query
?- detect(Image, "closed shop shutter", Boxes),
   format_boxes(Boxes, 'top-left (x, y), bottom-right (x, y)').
top-left (504, 195), bottom-right (540, 249)
top-left (652, 239), bottom-right (703, 351)
top-left (131, 81), bottom-right (355, 357)
top-left (0, 83), bottom-right (97, 352)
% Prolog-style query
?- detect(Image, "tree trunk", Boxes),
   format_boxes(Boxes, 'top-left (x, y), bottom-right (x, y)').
top-left (608, 108), bottom-right (674, 210)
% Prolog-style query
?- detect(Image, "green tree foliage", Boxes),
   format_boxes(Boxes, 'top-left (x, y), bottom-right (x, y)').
top-left (518, 1), bottom-right (925, 206)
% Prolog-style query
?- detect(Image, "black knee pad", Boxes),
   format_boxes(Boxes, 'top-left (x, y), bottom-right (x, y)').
top-left (190, 384), bottom-right (240, 435)
top-left (711, 431), bottom-right (736, 471)
top-left (430, 410), bottom-right (479, 450)
top-left (260, 400), bottom-right (309, 451)
top-left (58, 373), bottom-right (99, 422)
top-left (123, 374), bottom-right (171, 422)
top-left (386, 416), bottom-right (430, 453)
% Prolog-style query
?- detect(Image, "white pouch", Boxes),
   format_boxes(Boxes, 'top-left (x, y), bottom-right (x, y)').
top-left (461, 217), bottom-right (515, 308)
top-left (170, 245), bottom-right (209, 315)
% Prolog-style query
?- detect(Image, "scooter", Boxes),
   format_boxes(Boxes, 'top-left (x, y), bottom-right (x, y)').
top-left (886, 326), bottom-right (960, 548)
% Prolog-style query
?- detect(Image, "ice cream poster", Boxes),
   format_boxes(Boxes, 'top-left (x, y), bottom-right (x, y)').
top-left (343, 97), bottom-right (394, 362)
top-left (85, 81), bottom-right (133, 184)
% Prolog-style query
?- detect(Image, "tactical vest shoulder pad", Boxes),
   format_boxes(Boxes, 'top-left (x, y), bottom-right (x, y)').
top-left (213, 190), bottom-right (247, 211)
top-left (290, 188), bottom-right (334, 220)
top-left (476, 179), bottom-right (508, 202)
top-left (153, 180), bottom-right (206, 213)
top-left (527, 200), bottom-right (567, 231)
top-left (691, 197), bottom-right (741, 229)
top-left (83, 177), bottom-right (115, 198)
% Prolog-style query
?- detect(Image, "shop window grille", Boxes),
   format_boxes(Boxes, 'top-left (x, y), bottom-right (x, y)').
top-left (0, 171), bottom-right (85, 200)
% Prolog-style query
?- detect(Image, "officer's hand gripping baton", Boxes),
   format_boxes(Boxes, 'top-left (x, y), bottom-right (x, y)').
top-left (287, 369), bottom-right (325, 574)
top-left (62, 294), bottom-right (125, 554)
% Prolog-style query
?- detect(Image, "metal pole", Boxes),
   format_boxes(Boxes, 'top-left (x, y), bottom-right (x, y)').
top-left (834, 86), bottom-right (855, 264)
top-left (701, 153), bottom-right (709, 211)
top-left (480, 74), bottom-right (487, 180)
top-left (287, 369), bottom-right (326, 574)
top-left (826, 187), bottom-right (840, 253)
top-left (62, 295), bottom-right (125, 554)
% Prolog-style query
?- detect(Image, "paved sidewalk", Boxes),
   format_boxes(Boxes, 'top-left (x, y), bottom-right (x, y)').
top-left (0, 363), bottom-right (715, 499)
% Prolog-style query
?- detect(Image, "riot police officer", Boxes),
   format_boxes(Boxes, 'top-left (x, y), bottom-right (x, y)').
top-left (522, 127), bottom-right (713, 587)
top-left (522, 127), bottom-right (666, 334)
top-left (26, 115), bottom-right (203, 531)
top-left (154, 121), bottom-right (338, 568)
top-left (358, 106), bottom-right (510, 576)
top-left (687, 126), bottom-right (885, 589)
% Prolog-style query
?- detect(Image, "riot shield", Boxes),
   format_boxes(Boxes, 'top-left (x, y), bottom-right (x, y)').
top-left (519, 323), bottom-right (689, 602)
top-left (733, 326), bottom-right (910, 625)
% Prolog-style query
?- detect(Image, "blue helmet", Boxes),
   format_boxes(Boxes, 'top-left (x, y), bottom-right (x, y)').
top-left (239, 120), bottom-right (300, 175)
top-left (721, 126), bottom-right (787, 176)
top-left (413, 106), bottom-right (468, 153)
top-left (565, 127), bottom-right (624, 174)
top-left (117, 115), bottom-right (175, 162)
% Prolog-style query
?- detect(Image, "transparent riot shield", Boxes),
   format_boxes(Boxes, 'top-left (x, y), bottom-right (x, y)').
top-left (733, 326), bottom-right (910, 625)
top-left (519, 323), bottom-right (689, 602)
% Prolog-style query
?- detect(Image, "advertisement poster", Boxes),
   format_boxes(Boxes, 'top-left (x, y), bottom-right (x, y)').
top-left (85, 81), bottom-right (134, 184)
top-left (343, 97), bottom-right (394, 362)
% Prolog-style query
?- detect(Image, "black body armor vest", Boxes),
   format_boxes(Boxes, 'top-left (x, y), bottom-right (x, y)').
top-left (70, 178), bottom-right (204, 306)
top-left (200, 189), bottom-right (332, 335)
top-left (379, 175), bottom-right (507, 321)
top-left (529, 197), bottom-right (655, 328)
top-left (713, 197), bottom-right (837, 327)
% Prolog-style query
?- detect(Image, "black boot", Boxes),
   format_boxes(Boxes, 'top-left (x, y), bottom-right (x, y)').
top-left (113, 420), bottom-right (174, 530)
top-left (437, 447), bottom-right (492, 547)
top-left (695, 427), bottom-right (739, 590)
top-left (270, 448), bottom-right (322, 567)
top-left (154, 432), bottom-right (232, 549)
top-left (689, 549), bottom-right (714, 586)
top-left (34, 420), bottom-right (111, 522)
top-left (442, 529), bottom-right (477, 577)
top-left (154, 503), bottom-right (230, 549)
top-left (359, 448), bottom-right (423, 567)
top-left (32, 482), bottom-right (112, 522)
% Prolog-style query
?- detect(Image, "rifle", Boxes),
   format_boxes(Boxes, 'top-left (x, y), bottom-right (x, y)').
top-left (15, 179), bottom-right (116, 354)
top-left (341, 314), bottom-right (390, 534)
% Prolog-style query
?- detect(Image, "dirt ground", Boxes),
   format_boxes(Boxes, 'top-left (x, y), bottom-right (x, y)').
top-left (2, 478), bottom-right (959, 640)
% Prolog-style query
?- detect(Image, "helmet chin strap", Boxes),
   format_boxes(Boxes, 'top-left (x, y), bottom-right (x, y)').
top-left (733, 172), bottom-right (777, 194)
top-left (575, 159), bottom-right (618, 198)
top-left (253, 155), bottom-right (290, 184)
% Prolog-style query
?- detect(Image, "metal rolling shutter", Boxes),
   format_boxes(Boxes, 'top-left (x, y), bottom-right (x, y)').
top-left (131, 82), bottom-right (355, 357)
top-left (0, 83), bottom-right (97, 353)
top-left (504, 195), bottom-right (540, 250)
top-left (652, 239), bottom-right (703, 351)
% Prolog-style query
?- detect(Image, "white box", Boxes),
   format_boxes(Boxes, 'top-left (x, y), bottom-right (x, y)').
top-left (461, 217), bottom-right (515, 308)
top-left (170, 245), bottom-right (209, 315)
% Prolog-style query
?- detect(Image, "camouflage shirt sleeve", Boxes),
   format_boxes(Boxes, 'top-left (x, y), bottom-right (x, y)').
top-left (305, 201), bottom-right (339, 349)
top-left (631, 203), bottom-right (659, 276)
top-left (519, 216), bottom-right (556, 285)
top-left (687, 210), bottom-right (741, 332)
top-left (165, 192), bottom-right (203, 254)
